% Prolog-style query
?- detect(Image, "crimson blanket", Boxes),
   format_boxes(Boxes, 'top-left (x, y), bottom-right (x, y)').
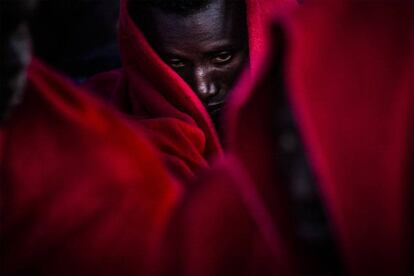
top-left (0, 58), bottom-right (181, 275)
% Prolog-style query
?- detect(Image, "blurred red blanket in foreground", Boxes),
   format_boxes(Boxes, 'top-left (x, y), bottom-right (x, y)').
top-left (160, 1), bottom-right (414, 275)
top-left (0, 58), bottom-right (181, 275)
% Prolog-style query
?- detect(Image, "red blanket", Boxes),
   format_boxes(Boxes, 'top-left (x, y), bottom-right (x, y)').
top-left (285, 2), bottom-right (414, 273)
top-left (161, 1), bottom-right (414, 274)
top-left (0, 58), bottom-right (181, 275)
top-left (85, 0), bottom-right (297, 180)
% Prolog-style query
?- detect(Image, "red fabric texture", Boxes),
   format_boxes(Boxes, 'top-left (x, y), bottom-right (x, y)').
top-left (85, 0), bottom-right (297, 180)
top-left (0, 58), bottom-right (181, 275)
top-left (159, 157), bottom-right (298, 275)
top-left (285, 2), bottom-right (414, 273)
top-left (161, 1), bottom-right (414, 275)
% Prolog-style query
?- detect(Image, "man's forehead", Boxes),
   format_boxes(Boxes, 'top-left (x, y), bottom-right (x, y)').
top-left (146, 0), bottom-right (244, 39)
top-left (130, 0), bottom-right (215, 16)
top-left (150, 2), bottom-right (224, 28)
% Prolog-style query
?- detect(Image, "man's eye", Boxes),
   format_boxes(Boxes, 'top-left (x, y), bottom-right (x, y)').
top-left (212, 52), bottom-right (233, 64)
top-left (168, 58), bottom-right (186, 69)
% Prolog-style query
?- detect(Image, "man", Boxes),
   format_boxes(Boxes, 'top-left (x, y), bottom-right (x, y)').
top-left (85, 0), bottom-right (296, 179)
top-left (1, 1), bottom-right (180, 274)
top-left (129, 0), bottom-right (249, 131)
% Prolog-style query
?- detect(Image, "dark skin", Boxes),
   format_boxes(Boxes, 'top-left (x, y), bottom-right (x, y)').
top-left (0, 0), bottom-right (35, 122)
top-left (132, 0), bottom-right (248, 130)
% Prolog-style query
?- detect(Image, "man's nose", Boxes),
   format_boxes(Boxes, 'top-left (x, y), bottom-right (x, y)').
top-left (193, 66), bottom-right (218, 101)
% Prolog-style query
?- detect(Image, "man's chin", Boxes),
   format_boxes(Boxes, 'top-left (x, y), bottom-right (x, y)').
top-left (206, 104), bottom-right (225, 137)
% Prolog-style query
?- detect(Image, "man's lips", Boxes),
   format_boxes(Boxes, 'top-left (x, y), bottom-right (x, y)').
top-left (206, 101), bottom-right (225, 114)
top-left (207, 101), bottom-right (225, 109)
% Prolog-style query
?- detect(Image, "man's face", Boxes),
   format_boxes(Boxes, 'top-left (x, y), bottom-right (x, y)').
top-left (136, 0), bottom-right (248, 121)
top-left (0, 1), bottom-right (33, 121)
